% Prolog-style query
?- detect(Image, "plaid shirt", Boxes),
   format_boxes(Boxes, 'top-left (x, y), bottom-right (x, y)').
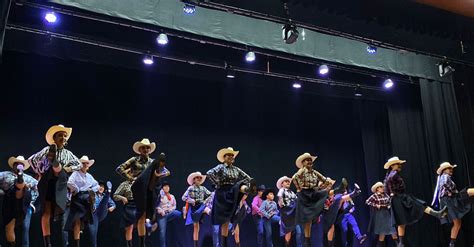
top-left (116, 156), bottom-right (154, 181)
top-left (182, 185), bottom-right (211, 204)
top-left (384, 170), bottom-right (405, 195)
top-left (113, 180), bottom-right (134, 201)
top-left (365, 192), bottom-right (391, 208)
top-left (439, 174), bottom-right (458, 198)
top-left (292, 167), bottom-right (329, 190)
top-left (206, 164), bottom-right (251, 188)
top-left (260, 200), bottom-right (279, 219)
top-left (28, 146), bottom-right (82, 175)
top-left (278, 188), bottom-right (297, 208)
top-left (0, 171), bottom-right (39, 203)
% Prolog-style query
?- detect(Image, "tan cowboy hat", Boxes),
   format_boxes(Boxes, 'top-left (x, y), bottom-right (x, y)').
top-left (276, 176), bottom-right (292, 190)
top-left (8, 156), bottom-right (30, 170)
top-left (217, 147), bottom-right (239, 163)
top-left (132, 138), bottom-right (156, 154)
top-left (383, 156), bottom-right (406, 169)
top-left (45, 124), bottom-right (72, 145)
top-left (295, 153), bottom-right (317, 168)
top-left (371, 182), bottom-right (384, 193)
top-left (436, 162), bottom-right (457, 175)
top-left (79, 155), bottom-right (95, 167)
top-left (187, 171), bottom-right (206, 186)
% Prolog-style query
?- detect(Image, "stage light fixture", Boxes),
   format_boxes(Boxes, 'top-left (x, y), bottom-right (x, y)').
top-left (245, 51), bottom-right (256, 62)
top-left (354, 86), bottom-right (362, 97)
top-left (226, 66), bottom-right (235, 78)
top-left (383, 79), bottom-right (394, 89)
top-left (438, 61), bottom-right (455, 77)
top-left (183, 3), bottom-right (196, 14)
top-left (143, 55), bottom-right (154, 65)
top-left (292, 82), bottom-right (302, 89)
top-left (44, 12), bottom-right (58, 23)
top-left (367, 44), bottom-right (377, 54)
top-left (156, 33), bottom-right (169, 45)
top-left (282, 22), bottom-right (299, 44)
top-left (318, 65), bottom-right (329, 75)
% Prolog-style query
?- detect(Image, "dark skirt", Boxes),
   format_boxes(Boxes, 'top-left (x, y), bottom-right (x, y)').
top-left (185, 203), bottom-right (206, 225)
top-left (439, 188), bottom-right (472, 224)
top-left (2, 188), bottom-right (32, 227)
top-left (367, 208), bottom-right (396, 235)
top-left (212, 182), bottom-right (245, 225)
top-left (322, 194), bottom-right (343, 233)
top-left (121, 200), bottom-right (137, 228)
top-left (232, 204), bottom-right (249, 229)
top-left (64, 191), bottom-right (94, 231)
top-left (391, 193), bottom-right (426, 226)
top-left (36, 167), bottom-right (68, 216)
top-left (295, 189), bottom-right (328, 225)
top-left (280, 201), bottom-right (297, 236)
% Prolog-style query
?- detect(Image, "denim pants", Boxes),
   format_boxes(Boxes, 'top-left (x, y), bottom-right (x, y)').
top-left (22, 206), bottom-right (33, 247)
top-left (156, 210), bottom-right (182, 247)
top-left (263, 215), bottom-right (280, 247)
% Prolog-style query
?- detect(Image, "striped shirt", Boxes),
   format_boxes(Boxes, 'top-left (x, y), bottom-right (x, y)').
top-left (182, 185), bottom-right (211, 204)
top-left (365, 192), bottom-right (391, 208)
top-left (28, 146), bottom-right (82, 175)
top-left (116, 156), bottom-right (154, 181)
top-left (113, 180), bottom-right (134, 201)
top-left (439, 174), bottom-right (458, 198)
top-left (292, 167), bottom-right (329, 190)
top-left (278, 188), bottom-right (297, 208)
top-left (206, 163), bottom-right (251, 188)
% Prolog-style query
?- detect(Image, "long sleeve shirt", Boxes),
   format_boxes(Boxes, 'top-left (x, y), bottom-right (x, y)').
top-left (115, 156), bottom-right (154, 181)
top-left (182, 185), bottom-right (211, 204)
top-left (204, 191), bottom-right (215, 209)
top-left (156, 189), bottom-right (177, 215)
top-left (365, 192), bottom-right (391, 208)
top-left (67, 171), bottom-right (99, 193)
top-left (259, 200), bottom-right (279, 219)
top-left (206, 163), bottom-right (251, 188)
top-left (113, 180), bottom-right (134, 201)
top-left (94, 193), bottom-right (116, 210)
top-left (384, 170), bottom-right (406, 195)
top-left (291, 167), bottom-right (329, 190)
top-left (439, 174), bottom-right (458, 198)
top-left (251, 195), bottom-right (263, 216)
top-left (0, 171), bottom-right (38, 201)
top-left (278, 188), bottom-right (297, 208)
top-left (28, 146), bottom-right (82, 175)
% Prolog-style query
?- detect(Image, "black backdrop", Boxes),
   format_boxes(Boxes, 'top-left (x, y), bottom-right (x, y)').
top-left (0, 51), bottom-right (472, 247)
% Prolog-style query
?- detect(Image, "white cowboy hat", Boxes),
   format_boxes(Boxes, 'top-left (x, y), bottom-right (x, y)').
top-left (217, 147), bottom-right (239, 163)
top-left (187, 171), bottom-right (206, 186)
top-left (45, 124), bottom-right (72, 145)
top-left (8, 156), bottom-right (30, 170)
top-left (436, 162), bottom-right (457, 175)
top-left (383, 156), bottom-right (406, 169)
top-left (276, 176), bottom-right (292, 190)
top-left (295, 153), bottom-right (317, 169)
top-left (371, 182), bottom-right (384, 193)
top-left (132, 138), bottom-right (156, 154)
top-left (79, 155), bottom-right (95, 167)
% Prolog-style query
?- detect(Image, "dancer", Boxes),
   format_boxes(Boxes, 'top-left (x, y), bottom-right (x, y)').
top-left (384, 156), bottom-right (447, 247)
top-left (252, 185), bottom-right (267, 247)
top-left (231, 191), bottom-right (250, 247)
top-left (292, 153), bottom-right (347, 247)
top-left (114, 179), bottom-right (136, 247)
top-left (182, 171), bottom-right (212, 247)
top-left (260, 188), bottom-right (279, 247)
top-left (65, 155), bottom-right (99, 247)
top-left (276, 176), bottom-right (302, 247)
top-left (28, 124), bottom-right (82, 247)
top-left (366, 182), bottom-right (397, 247)
top-left (338, 189), bottom-right (367, 246)
top-left (0, 156), bottom-right (38, 246)
top-left (155, 181), bottom-right (181, 247)
top-left (206, 147), bottom-right (252, 247)
top-left (431, 162), bottom-right (474, 247)
top-left (88, 180), bottom-right (115, 247)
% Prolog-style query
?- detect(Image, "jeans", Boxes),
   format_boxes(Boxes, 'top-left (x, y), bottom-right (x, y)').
top-left (340, 213), bottom-right (362, 246)
top-left (253, 215), bottom-right (264, 247)
top-left (294, 224), bottom-right (303, 247)
top-left (22, 206), bottom-right (33, 247)
top-left (156, 210), bottom-right (181, 247)
top-left (61, 207), bottom-right (70, 247)
top-left (263, 215), bottom-right (280, 247)
top-left (212, 225), bottom-right (220, 247)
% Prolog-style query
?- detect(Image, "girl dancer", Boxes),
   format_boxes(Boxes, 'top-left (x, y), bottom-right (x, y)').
top-left (276, 176), bottom-right (302, 247)
top-left (366, 182), bottom-right (397, 247)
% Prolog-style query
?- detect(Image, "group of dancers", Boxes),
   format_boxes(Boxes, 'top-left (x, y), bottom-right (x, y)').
top-left (0, 124), bottom-right (473, 247)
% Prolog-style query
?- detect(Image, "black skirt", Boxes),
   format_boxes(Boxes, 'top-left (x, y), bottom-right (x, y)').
top-left (2, 188), bottom-right (32, 227)
top-left (367, 207), bottom-right (396, 235)
top-left (280, 200), bottom-right (297, 235)
top-left (295, 189), bottom-right (328, 225)
top-left (36, 167), bottom-right (68, 216)
top-left (185, 203), bottom-right (206, 225)
top-left (64, 191), bottom-right (94, 231)
top-left (391, 193), bottom-right (426, 226)
top-left (121, 200), bottom-right (137, 228)
top-left (322, 194), bottom-right (343, 233)
top-left (439, 188), bottom-right (472, 225)
top-left (212, 182), bottom-right (245, 225)
top-left (232, 204), bottom-right (249, 228)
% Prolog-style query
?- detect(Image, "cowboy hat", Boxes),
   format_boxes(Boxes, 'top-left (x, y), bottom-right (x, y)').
top-left (217, 147), bottom-right (239, 163)
top-left (262, 188), bottom-right (276, 199)
top-left (371, 182), bottom-right (384, 193)
top-left (187, 171), bottom-right (206, 186)
top-left (257, 184), bottom-right (266, 192)
top-left (132, 138), bottom-right (156, 154)
top-left (276, 176), bottom-right (292, 190)
top-left (79, 155), bottom-right (95, 167)
top-left (45, 124), bottom-right (72, 145)
top-left (295, 153), bottom-right (317, 169)
top-left (436, 162), bottom-right (457, 175)
top-left (8, 156), bottom-right (30, 170)
top-left (383, 156), bottom-right (406, 169)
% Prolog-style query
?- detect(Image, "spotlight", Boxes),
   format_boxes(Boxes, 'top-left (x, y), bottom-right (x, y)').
top-left (226, 66), bottom-right (235, 78)
top-left (354, 86), bottom-right (362, 97)
top-left (156, 33), bottom-right (169, 45)
top-left (282, 22), bottom-right (299, 44)
top-left (143, 55), bottom-right (154, 65)
top-left (44, 12), bottom-right (57, 23)
top-left (367, 44), bottom-right (377, 54)
top-left (245, 51), bottom-right (256, 62)
top-left (318, 65), bottom-right (329, 75)
top-left (292, 82), bottom-right (302, 89)
top-left (183, 3), bottom-right (196, 14)
top-left (438, 61), bottom-right (455, 77)
top-left (383, 79), bottom-right (394, 89)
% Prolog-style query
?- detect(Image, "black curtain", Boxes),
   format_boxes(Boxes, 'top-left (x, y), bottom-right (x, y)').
top-left (0, 0), bottom-right (12, 62)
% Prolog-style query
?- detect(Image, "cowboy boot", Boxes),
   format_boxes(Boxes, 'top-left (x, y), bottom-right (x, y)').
top-left (7, 241), bottom-right (16, 247)
top-left (397, 236), bottom-right (405, 247)
top-left (236, 242), bottom-right (241, 247)
top-left (221, 236), bottom-right (228, 247)
top-left (449, 239), bottom-right (456, 247)
top-left (47, 144), bottom-right (57, 162)
top-left (304, 237), bottom-right (311, 247)
top-left (333, 178), bottom-right (348, 195)
top-left (428, 206), bottom-right (448, 219)
top-left (193, 240), bottom-right (198, 247)
top-left (126, 240), bottom-right (133, 247)
top-left (376, 240), bottom-right (385, 247)
top-left (328, 240), bottom-right (335, 247)
top-left (139, 236), bottom-right (146, 247)
top-left (358, 234), bottom-right (368, 244)
top-left (107, 181), bottom-right (113, 193)
top-left (285, 240), bottom-right (291, 247)
top-left (74, 239), bottom-right (80, 247)
top-left (43, 235), bottom-right (52, 247)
